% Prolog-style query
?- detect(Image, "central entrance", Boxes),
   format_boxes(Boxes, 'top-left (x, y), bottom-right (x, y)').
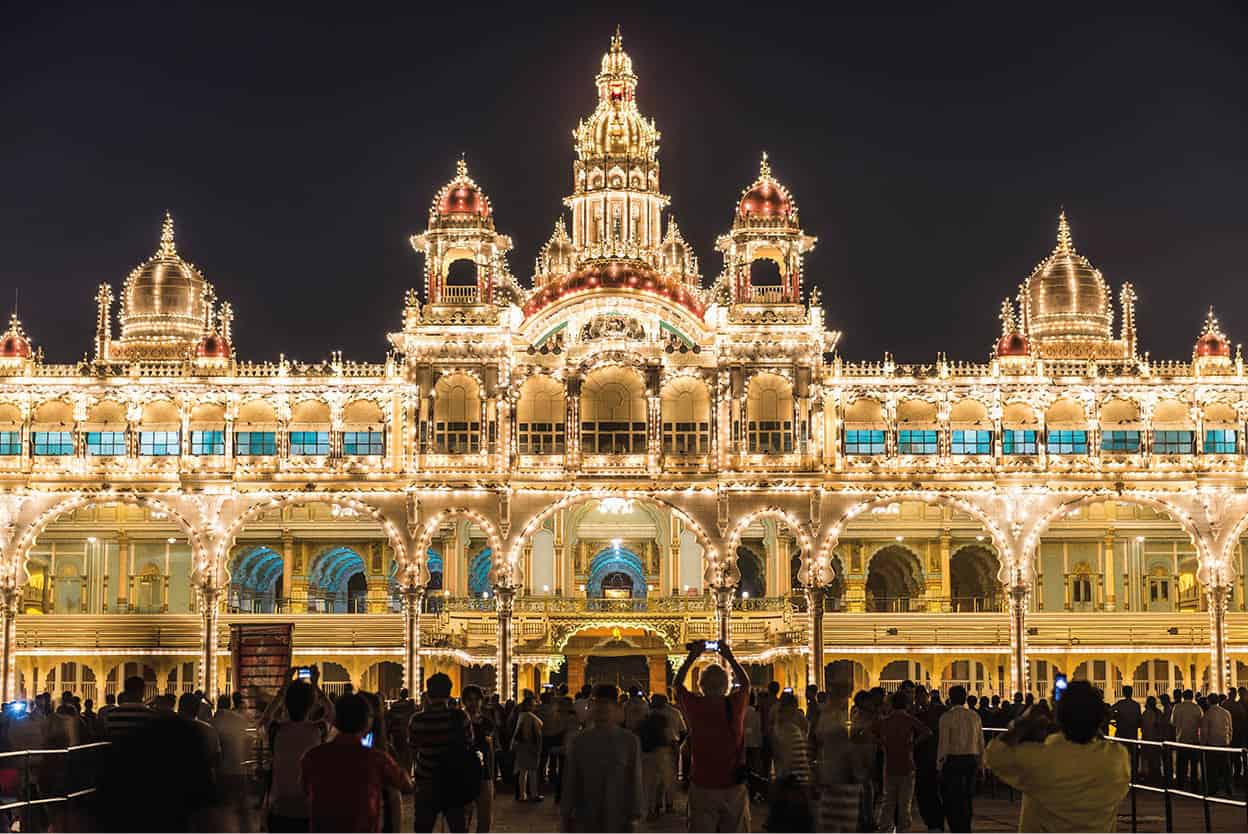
top-left (585, 655), bottom-right (648, 690)
top-left (563, 626), bottom-right (672, 695)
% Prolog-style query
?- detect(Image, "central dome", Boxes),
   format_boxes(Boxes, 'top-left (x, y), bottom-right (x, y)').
top-left (1022, 212), bottom-right (1111, 343)
top-left (523, 259), bottom-right (705, 320)
top-left (120, 213), bottom-right (211, 344)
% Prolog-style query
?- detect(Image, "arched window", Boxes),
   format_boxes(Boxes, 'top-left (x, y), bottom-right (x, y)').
top-left (468, 548), bottom-right (493, 596)
top-left (517, 376), bottom-right (565, 454)
top-left (443, 258), bottom-right (479, 303)
top-left (434, 374), bottom-right (482, 454)
top-left (661, 377), bottom-right (710, 455)
top-left (581, 367), bottom-right (646, 454)
top-left (736, 547), bottom-right (765, 598)
top-left (746, 374), bottom-right (794, 454)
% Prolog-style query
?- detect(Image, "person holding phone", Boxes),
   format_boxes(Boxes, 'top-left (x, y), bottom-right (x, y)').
top-left (674, 639), bottom-right (751, 832)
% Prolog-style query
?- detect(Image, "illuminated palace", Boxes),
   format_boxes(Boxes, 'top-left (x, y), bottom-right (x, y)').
top-left (4, 30), bottom-right (1248, 706)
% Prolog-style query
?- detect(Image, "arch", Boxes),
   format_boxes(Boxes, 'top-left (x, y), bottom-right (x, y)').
top-left (433, 374), bottom-right (482, 453)
top-left (949, 545), bottom-right (1002, 611)
top-left (530, 529), bottom-right (555, 594)
top-left (896, 398), bottom-right (938, 425)
top-left (32, 399), bottom-right (73, 425)
top-left (1153, 399), bottom-right (1193, 428)
top-left (660, 376), bottom-right (711, 455)
top-left (414, 508), bottom-right (503, 589)
top-left (723, 508), bottom-right (814, 578)
top-left (290, 399), bottom-right (331, 426)
top-left (141, 400), bottom-right (180, 427)
top-left (1045, 397), bottom-right (1086, 427)
top-left (85, 400), bottom-right (126, 426)
top-left (236, 399), bottom-right (278, 425)
top-left (748, 255), bottom-right (783, 286)
top-left (1203, 401), bottom-right (1237, 426)
top-left (735, 546), bottom-right (765, 597)
top-left (581, 366), bottom-right (647, 455)
top-left (1001, 401), bottom-right (1037, 427)
top-left (308, 547), bottom-right (366, 593)
top-left (553, 621), bottom-right (679, 653)
top-left (1131, 658), bottom-right (1185, 697)
top-left (587, 546), bottom-right (647, 598)
top-left (949, 398), bottom-right (990, 427)
top-left (467, 547), bottom-right (494, 596)
top-left (343, 398), bottom-right (385, 426)
top-left (189, 402), bottom-right (226, 425)
top-left (745, 374), bottom-right (794, 454)
top-left (865, 545), bottom-right (925, 611)
top-left (425, 549), bottom-right (444, 592)
top-left (843, 398), bottom-right (885, 425)
top-left (1100, 398), bottom-right (1141, 426)
top-left (227, 546), bottom-right (284, 612)
top-left (516, 375), bottom-right (566, 455)
top-left (445, 258), bottom-right (479, 287)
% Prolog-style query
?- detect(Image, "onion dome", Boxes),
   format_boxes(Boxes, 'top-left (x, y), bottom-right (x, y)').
top-left (196, 332), bottom-right (231, 359)
top-left (1021, 212), bottom-right (1112, 343)
top-left (1194, 307), bottom-right (1231, 358)
top-left (736, 152), bottom-right (798, 227)
top-left (573, 28), bottom-right (660, 162)
top-left (995, 299), bottom-right (1029, 357)
top-left (429, 158), bottom-right (494, 227)
top-left (522, 259), bottom-right (706, 320)
top-left (656, 218), bottom-right (699, 280)
top-left (0, 313), bottom-right (32, 359)
top-left (119, 212), bottom-right (212, 345)
top-left (535, 218), bottom-right (576, 281)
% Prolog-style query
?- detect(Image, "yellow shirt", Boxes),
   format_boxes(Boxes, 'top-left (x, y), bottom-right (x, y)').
top-left (984, 733), bottom-right (1130, 832)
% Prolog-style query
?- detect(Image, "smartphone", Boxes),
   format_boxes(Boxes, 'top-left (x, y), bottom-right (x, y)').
top-left (1053, 674), bottom-right (1068, 702)
top-left (361, 731), bottom-right (374, 748)
top-left (542, 683), bottom-right (554, 691)
top-left (296, 667), bottom-right (313, 682)
top-left (704, 640), bottom-right (720, 652)
top-left (3, 701), bottom-right (26, 717)
top-left (782, 687), bottom-right (794, 694)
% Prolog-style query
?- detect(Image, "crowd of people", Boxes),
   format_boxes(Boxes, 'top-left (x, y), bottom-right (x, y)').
top-left (3, 654), bottom-right (1247, 831)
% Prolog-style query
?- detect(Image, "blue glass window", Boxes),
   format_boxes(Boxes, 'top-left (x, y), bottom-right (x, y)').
top-left (1102, 430), bottom-right (1141, 453)
top-left (0, 431), bottom-right (20, 456)
top-left (1153, 430), bottom-right (1194, 454)
top-left (86, 431), bottom-right (127, 456)
top-left (951, 430), bottom-right (992, 455)
top-left (139, 431), bottom-right (180, 456)
top-left (1205, 429), bottom-right (1237, 454)
top-left (845, 429), bottom-right (886, 455)
top-left (289, 431), bottom-right (330, 456)
top-left (191, 430), bottom-right (226, 456)
top-left (1047, 430), bottom-right (1088, 455)
top-left (897, 430), bottom-right (938, 455)
top-left (1002, 430), bottom-right (1037, 455)
top-left (235, 431), bottom-right (276, 456)
top-left (32, 431), bottom-right (74, 456)
top-left (343, 430), bottom-right (385, 456)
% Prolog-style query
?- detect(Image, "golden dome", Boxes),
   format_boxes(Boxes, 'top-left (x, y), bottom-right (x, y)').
top-left (574, 29), bottom-right (660, 163)
top-left (120, 213), bottom-right (212, 344)
top-left (1022, 212), bottom-right (1112, 343)
top-left (536, 218), bottom-right (576, 279)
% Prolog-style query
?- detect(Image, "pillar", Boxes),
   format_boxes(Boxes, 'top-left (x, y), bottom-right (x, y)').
top-left (495, 586), bottom-right (516, 701)
top-left (1209, 583), bottom-right (1231, 693)
top-left (567, 655), bottom-right (586, 694)
top-left (403, 586), bottom-right (425, 702)
top-left (116, 531), bottom-right (130, 611)
top-left (0, 587), bottom-right (17, 703)
top-left (938, 530), bottom-right (952, 605)
top-left (648, 655), bottom-right (668, 695)
top-left (713, 585), bottom-right (732, 643)
top-left (198, 583), bottom-right (221, 703)
top-left (805, 586), bottom-right (825, 692)
top-left (281, 529), bottom-right (294, 612)
top-left (1008, 584), bottom-right (1028, 695)
top-left (1104, 531), bottom-right (1116, 612)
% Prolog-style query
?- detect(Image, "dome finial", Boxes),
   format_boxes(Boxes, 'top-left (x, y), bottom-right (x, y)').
top-left (759, 150), bottom-right (772, 180)
top-left (1000, 297), bottom-right (1016, 338)
top-left (1055, 209), bottom-right (1073, 254)
top-left (456, 154), bottom-right (468, 179)
top-left (159, 210), bottom-right (177, 257)
top-left (611, 24), bottom-right (623, 52)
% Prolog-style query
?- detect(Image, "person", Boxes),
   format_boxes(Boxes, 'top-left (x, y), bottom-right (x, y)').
top-left (1140, 695), bottom-right (1166, 782)
top-left (814, 680), bottom-right (870, 833)
top-left (1112, 684), bottom-right (1142, 741)
top-left (510, 694), bottom-right (544, 802)
top-left (81, 697), bottom-right (101, 742)
top-left (985, 680), bottom-right (1130, 832)
top-left (386, 688), bottom-right (416, 774)
top-left (1200, 693), bottom-right (1233, 795)
top-left (915, 687), bottom-right (946, 833)
top-left (573, 684), bottom-right (593, 729)
top-left (874, 690), bottom-right (931, 832)
top-left (1170, 689), bottom-right (1202, 787)
top-left (768, 691), bottom-right (814, 831)
top-left (212, 692), bottom-right (253, 833)
top-left (407, 672), bottom-right (475, 832)
top-left (178, 691), bottom-right (223, 788)
top-left (560, 684), bottom-right (644, 832)
top-left (743, 692), bottom-right (764, 800)
top-left (675, 640), bottom-right (751, 833)
top-left (624, 686), bottom-right (650, 731)
top-left (537, 689), bottom-right (565, 793)
top-left (757, 680), bottom-right (780, 779)
top-left (936, 684), bottom-right (983, 833)
top-left (461, 685), bottom-right (496, 833)
top-left (301, 692), bottom-right (412, 832)
top-left (267, 680), bottom-right (328, 832)
top-left (1230, 688), bottom-right (1248, 779)
top-left (97, 692), bottom-right (117, 723)
top-left (102, 675), bottom-right (157, 742)
top-left (641, 693), bottom-right (683, 816)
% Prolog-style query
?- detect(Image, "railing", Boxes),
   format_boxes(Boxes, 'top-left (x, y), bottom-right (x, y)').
top-left (441, 285), bottom-right (480, 303)
top-left (0, 742), bottom-right (110, 832)
top-left (747, 285), bottom-right (788, 302)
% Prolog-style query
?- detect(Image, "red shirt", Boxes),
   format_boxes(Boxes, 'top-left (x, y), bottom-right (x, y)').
top-left (874, 711), bottom-right (930, 774)
top-left (677, 685), bottom-right (748, 789)
top-left (301, 736), bottom-right (408, 832)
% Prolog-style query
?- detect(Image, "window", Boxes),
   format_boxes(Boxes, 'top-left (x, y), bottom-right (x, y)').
top-left (235, 431), bottom-right (277, 456)
top-left (0, 431), bottom-right (19, 456)
top-left (662, 421), bottom-right (708, 455)
top-left (289, 431), bottom-right (330, 456)
top-left (1047, 430), bottom-right (1088, 454)
top-left (1102, 430), bottom-right (1141, 453)
top-left (1204, 429), bottom-right (1237, 454)
top-left (1002, 430), bottom-right (1037, 455)
top-left (898, 429), bottom-right (938, 455)
top-left (1153, 430), bottom-right (1195, 455)
top-left (139, 431), bottom-right (180, 456)
top-left (1148, 576), bottom-right (1170, 603)
top-left (748, 419), bottom-right (793, 454)
top-left (1071, 575), bottom-right (1093, 605)
top-left (517, 422), bottom-right (564, 455)
top-left (951, 430), bottom-right (992, 455)
top-left (86, 431), bottom-right (127, 456)
top-left (580, 421), bottom-right (645, 454)
top-left (434, 420), bottom-right (480, 454)
top-left (32, 431), bottom-right (74, 456)
top-left (343, 431), bottom-right (385, 456)
top-left (845, 429), bottom-right (885, 455)
top-left (190, 430), bottom-right (226, 456)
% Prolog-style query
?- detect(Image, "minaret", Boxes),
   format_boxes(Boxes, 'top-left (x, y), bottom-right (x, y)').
top-left (94, 283), bottom-right (114, 363)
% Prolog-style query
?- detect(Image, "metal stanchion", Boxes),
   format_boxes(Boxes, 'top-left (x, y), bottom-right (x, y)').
top-left (1162, 740), bottom-right (1174, 833)
top-left (1202, 746), bottom-right (1212, 833)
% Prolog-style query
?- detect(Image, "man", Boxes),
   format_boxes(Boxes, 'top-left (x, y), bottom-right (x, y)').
top-left (1112, 684), bottom-right (1142, 741)
top-left (757, 680), bottom-right (780, 779)
top-left (212, 692), bottom-right (253, 831)
top-left (408, 672), bottom-right (475, 833)
top-left (1230, 688), bottom-right (1248, 779)
top-left (937, 684), bottom-right (984, 833)
top-left (97, 692), bottom-right (117, 723)
top-left (177, 692), bottom-right (223, 784)
top-left (537, 689), bottom-right (565, 792)
top-left (268, 681), bottom-right (327, 833)
top-left (985, 680), bottom-right (1130, 832)
top-left (914, 688), bottom-right (946, 833)
top-left (102, 675), bottom-right (158, 742)
top-left (301, 692), bottom-right (412, 832)
top-left (875, 690), bottom-right (932, 833)
top-left (560, 684), bottom-right (644, 832)
top-left (573, 684), bottom-right (593, 729)
top-left (1200, 693), bottom-right (1233, 795)
top-left (462, 685), bottom-right (496, 833)
top-left (650, 692), bottom-right (687, 812)
top-left (1170, 689), bottom-right (1203, 787)
top-left (624, 686), bottom-right (650, 731)
top-left (386, 687), bottom-right (417, 774)
top-left (675, 640), bottom-right (751, 832)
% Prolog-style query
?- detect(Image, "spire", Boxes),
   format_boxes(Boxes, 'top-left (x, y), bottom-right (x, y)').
top-left (1000, 298), bottom-right (1016, 337)
top-left (759, 150), bottom-right (772, 180)
top-left (159, 211), bottom-right (177, 257)
top-left (611, 24), bottom-right (623, 52)
top-left (1203, 305), bottom-right (1224, 338)
top-left (456, 154), bottom-right (468, 179)
top-left (1055, 209), bottom-right (1073, 254)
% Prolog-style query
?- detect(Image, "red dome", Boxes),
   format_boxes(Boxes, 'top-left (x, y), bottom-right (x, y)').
top-left (1195, 331), bottom-right (1230, 358)
top-left (522, 260), bottom-right (706, 320)
top-left (0, 333), bottom-right (30, 359)
top-left (738, 183), bottom-right (790, 220)
top-left (196, 333), bottom-right (231, 359)
top-left (996, 332), bottom-right (1029, 357)
top-left (438, 184), bottom-right (490, 218)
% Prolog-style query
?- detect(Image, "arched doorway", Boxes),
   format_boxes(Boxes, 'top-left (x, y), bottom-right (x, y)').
top-left (587, 545), bottom-right (647, 604)
top-left (949, 546), bottom-right (1001, 612)
top-left (319, 662), bottom-right (352, 698)
top-left (866, 546), bottom-right (924, 612)
top-left (308, 547), bottom-right (367, 613)
top-left (824, 659), bottom-right (869, 692)
top-left (736, 546), bottom-right (765, 599)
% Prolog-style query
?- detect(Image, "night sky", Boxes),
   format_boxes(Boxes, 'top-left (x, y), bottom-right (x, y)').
top-left (3, 3), bottom-right (1246, 364)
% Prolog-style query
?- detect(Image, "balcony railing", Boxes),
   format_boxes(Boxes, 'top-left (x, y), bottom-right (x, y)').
top-left (748, 285), bottom-right (788, 302)
top-left (441, 285), bottom-right (479, 303)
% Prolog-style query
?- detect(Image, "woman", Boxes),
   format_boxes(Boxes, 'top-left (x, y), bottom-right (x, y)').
top-left (511, 696), bottom-right (544, 801)
top-left (1140, 695), bottom-right (1166, 783)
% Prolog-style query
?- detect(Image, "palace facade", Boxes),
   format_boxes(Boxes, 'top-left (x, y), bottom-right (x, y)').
top-left (4, 31), bottom-right (1248, 705)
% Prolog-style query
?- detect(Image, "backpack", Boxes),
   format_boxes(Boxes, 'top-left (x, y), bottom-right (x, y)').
top-left (432, 719), bottom-right (483, 810)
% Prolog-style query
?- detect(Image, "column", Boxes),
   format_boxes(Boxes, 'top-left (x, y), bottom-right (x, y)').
top-left (713, 585), bottom-right (732, 643)
top-left (403, 585), bottom-right (425, 702)
top-left (566, 655), bottom-right (586, 694)
top-left (1008, 584), bottom-right (1028, 695)
top-left (116, 531), bottom-right (130, 611)
top-left (1208, 583), bottom-right (1231, 693)
top-left (495, 586), bottom-right (516, 701)
top-left (805, 586), bottom-right (826, 692)
top-left (938, 530), bottom-right (952, 605)
top-left (281, 529), bottom-right (294, 613)
top-left (198, 583), bottom-right (221, 703)
top-left (1103, 531), bottom-right (1116, 611)
top-left (648, 655), bottom-right (668, 695)
top-left (0, 587), bottom-right (18, 703)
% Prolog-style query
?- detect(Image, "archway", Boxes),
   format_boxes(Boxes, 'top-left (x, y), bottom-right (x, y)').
top-left (468, 548), bottom-right (493, 597)
top-left (950, 546), bottom-right (1002, 611)
top-left (724, 509), bottom-right (812, 600)
top-left (228, 546), bottom-right (284, 613)
top-left (1132, 659), bottom-right (1184, 698)
top-left (1072, 660), bottom-right (1124, 698)
top-left (825, 659), bottom-right (869, 692)
top-left (308, 547), bottom-right (368, 613)
top-left (44, 661), bottom-right (97, 701)
top-left (587, 546), bottom-right (647, 599)
top-left (880, 659), bottom-right (929, 690)
top-left (942, 660), bottom-right (994, 698)
top-left (866, 546), bottom-right (924, 612)
top-left (319, 662), bottom-right (352, 698)
top-left (736, 547), bottom-right (765, 599)
top-left (105, 662), bottom-right (157, 701)
top-left (363, 661), bottom-right (405, 700)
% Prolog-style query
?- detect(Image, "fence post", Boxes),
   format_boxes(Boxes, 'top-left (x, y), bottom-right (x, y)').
top-left (1129, 742), bottom-right (1138, 833)
top-left (1201, 746), bottom-right (1212, 833)
top-left (1162, 741), bottom-right (1174, 834)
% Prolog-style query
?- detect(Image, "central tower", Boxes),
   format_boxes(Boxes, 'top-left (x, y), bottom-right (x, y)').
top-left (565, 28), bottom-right (669, 261)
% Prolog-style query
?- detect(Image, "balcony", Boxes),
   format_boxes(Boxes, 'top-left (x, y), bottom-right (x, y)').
top-left (747, 285), bottom-right (788, 303)
top-left (441, 285), bottom-right (479, 304)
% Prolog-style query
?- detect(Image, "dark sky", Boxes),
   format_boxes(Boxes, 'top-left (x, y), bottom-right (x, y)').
top-left (3, 2), bottom-right (1247, 364)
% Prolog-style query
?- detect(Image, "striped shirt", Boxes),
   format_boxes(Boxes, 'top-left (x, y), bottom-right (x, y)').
top-left (408, 704), bottom-right (472, 782)
top-left (102, 703), bottom-right (158, 743)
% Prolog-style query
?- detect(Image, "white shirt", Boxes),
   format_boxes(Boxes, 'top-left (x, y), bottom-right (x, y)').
top-left (1201, 704), bottom-right (1233, 747)
top-left (743, 705), bottom-right (762, 748)
top-left (937, 704), bottom-right (984, 767)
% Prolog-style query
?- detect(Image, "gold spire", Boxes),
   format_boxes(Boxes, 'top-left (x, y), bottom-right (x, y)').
top-left (1000, 298), bottom-right (1016, 337)
top-left (1203, 305), bottom-right (1225, 339)
top-left (456, 155), bottom-right (468, 179)
top-left (1055, 209), bottom-right (1073, 254)
top-left (159, 211), bottom-right (177, 257)
top-left (759, 150), bottom-right (772, 180)
top-left (611, 24), bottom-right (623, 52)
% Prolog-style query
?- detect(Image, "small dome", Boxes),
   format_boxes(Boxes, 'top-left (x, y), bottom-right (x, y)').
top-left (537, 218), bottom-right (576, 278)
top-left (735, 153), bottom-right (798, 227)
top-left (0, 334), bottom-right (30, 359)
top-left (432, 159), bottom-right (492, 221)
top-left (1194, 308), bottom-right (1232, 358)
top-left (1023, 212), bottom-right (1112, 343)
top-left (196, 333), bottom-right (231, 359)
top-left (996, 332), bottom-right (1029, 357)
top-left (120, 213), bottom-right (211, 344)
